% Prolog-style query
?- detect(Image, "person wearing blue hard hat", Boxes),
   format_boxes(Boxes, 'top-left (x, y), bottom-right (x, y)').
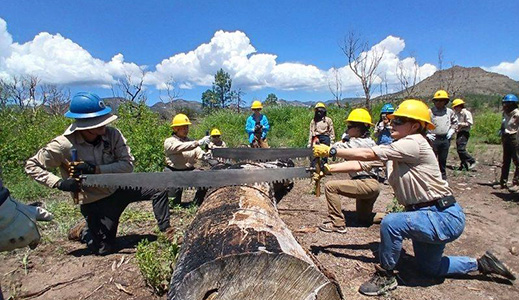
top-left (494, 94), bottom-right (519, 192)
top-left (25, 92), bottom-right (172, 256)
top-left (374, 103), bottom-right (395, 145)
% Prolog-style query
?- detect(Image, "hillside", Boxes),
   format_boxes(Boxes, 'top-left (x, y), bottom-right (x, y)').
top-left (389, 66), bottom-right (519, 99)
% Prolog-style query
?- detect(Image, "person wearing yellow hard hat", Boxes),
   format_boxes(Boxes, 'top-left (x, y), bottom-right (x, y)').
top-left (452, 99), bottom-right (476, 171)
top-left (245, 100), bottom-right (270, 148)
top-left (208, 128), bottom-right (227, 149)
top-left (164, 113), bottom-right (211, 206)
top-left (315, 108), bottom-right (384, 234)
top-left (428, 89), bottom-right (458, 180)
top-left (308, 102), bottom-right (335, 168)
top-left (312, 99), bottom-right (516, 296)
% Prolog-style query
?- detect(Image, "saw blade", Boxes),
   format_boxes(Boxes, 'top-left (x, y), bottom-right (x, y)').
top-left (81, 167), bottom-right (312, 190)
top-left (212, 148), bottom-right (313, 161)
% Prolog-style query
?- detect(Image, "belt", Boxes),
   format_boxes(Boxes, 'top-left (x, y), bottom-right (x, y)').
top-left (405, 195), bottom-right (456, 211)
top-left (351, 174), bottom-right (378, 180)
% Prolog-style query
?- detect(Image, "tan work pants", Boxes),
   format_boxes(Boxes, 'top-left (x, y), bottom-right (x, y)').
top-left (324, 178), bottom-right (380, 226)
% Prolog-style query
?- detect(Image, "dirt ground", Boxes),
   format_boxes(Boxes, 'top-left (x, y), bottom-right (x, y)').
top-left (1, 144), bottom-right (519, 300)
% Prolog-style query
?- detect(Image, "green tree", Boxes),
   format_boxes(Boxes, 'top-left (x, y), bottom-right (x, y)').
top-left (213, 69), bottom-right (232, 108)
top-left (201, 89), bottom-right (218, 109)
top-left (264, 93), bottom-right (278, 106)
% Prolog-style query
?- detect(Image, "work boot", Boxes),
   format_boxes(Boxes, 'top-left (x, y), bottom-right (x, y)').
top-left (467, 161), bottom-right (477, 171)
top-left (67, 219), bottom-right (87, 242)
top-left (318, 221), bottom-right (347, 234)
top-left (492, 182), bottom-right (507, 190)
top-left (359, 265), bottom-right (398, 296)
top-left (478, 251), bottom-right (516, 280)
top-left (508, 185), bottom-right (519, 193)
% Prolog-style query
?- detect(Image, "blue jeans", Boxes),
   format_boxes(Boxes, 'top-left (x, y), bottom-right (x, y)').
top-left (380, 203), bottom-right (478, 277)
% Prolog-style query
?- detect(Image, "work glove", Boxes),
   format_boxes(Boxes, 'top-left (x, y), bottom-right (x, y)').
top-left (446, 128), bottom-right (455, 140)
top-left (69, 161), bottom-right (96, 177)
top-left (313, 144), bottom-right (331, 158)
top-left (0, 197), bottom-right (54, 251)
top-left (197, 135), bottom-right (211, 147)
top-left (56, 178), bottom-right (81, 193)
top-left (426, 133), bottom-right (436, 141)
top-left (312, 164), bottom-right (332, 181)
top-left (254, 124), bottom-right (263, 133)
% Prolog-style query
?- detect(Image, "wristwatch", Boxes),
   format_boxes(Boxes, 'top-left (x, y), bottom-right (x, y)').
top-left (329, 147), bottom-right (337, 158)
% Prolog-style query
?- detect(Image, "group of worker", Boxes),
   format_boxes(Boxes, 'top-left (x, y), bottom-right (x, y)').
top-left (0, 90), bottom-right (517, 298)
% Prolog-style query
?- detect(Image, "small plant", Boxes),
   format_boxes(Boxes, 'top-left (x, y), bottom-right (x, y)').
top-left (386, 197), bottom-right (404, 213)
top-left (136, 234), bottom-right (180, 296)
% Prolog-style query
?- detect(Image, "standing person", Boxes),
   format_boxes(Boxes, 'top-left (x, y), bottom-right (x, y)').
top-left (308, 102), bottom-right (335, 167)
top-left (316, 108), bottom-right (383, 233)
top-left (428, 90), bottom-right (458, 180)
top-left (25, 92), bottom-right (171, 256)
top-left (245, 101), bottom-right (270, 148)
top-left (313, 99), bottom-right (516, 296)
top-left (1, 173), bottom-right (53, 300)
top-left (493, 94), bottom-right (519, 191)
top-left (452, 98), bottom-right (477, 171)
top-left (164, 113), bottom-right (210, 206)
top-left (374, 103), bottom-right (394, 145)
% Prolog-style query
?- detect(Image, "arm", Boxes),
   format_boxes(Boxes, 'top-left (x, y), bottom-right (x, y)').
top-left (450, 109), bottom-right (459, 130)
top-left (328, 118), bottom-right (335, 143)
top-left (164, 137), bottom-right (200, 155)
top-left (335, 147), bottom-right (378, 161)
top-left (25, 139), bottom-right (67, 188)
top-left (308, 120), bottom-right (315, 146)
top-left (328, 160), bottom-right (363, 173)
top-left (98, 129), bottom-right (134, 174)
top-left (261, 115), bottom-right (270, 133)
top-left (245, 116), bottom-right (255, 134)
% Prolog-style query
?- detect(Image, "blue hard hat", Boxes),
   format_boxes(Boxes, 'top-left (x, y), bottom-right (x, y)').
top-left (65, 92), bottom-right (112, 119)
top-left (381, 103), bottom-right (395, 114)
top-left (502, 94), bottom-right (519, 103)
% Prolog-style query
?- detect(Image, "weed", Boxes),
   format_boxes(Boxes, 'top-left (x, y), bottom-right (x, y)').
top-left (136, 234), bottom-right (180, 296)
top-left (386, 197), bottom-right (404, 213)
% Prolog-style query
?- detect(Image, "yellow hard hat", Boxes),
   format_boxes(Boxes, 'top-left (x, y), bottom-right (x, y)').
top-left (251, 101), bottom-right (263, 109)
top-left (345, 108), bottom-right (373, 126)
top-left (170, 113), bottom-right (191, 127)
top-left (452, 98), bottom-right (465, 108)
top-left (210, 128), bottom-right (221, 136)
top-left (388, 99), bottom-right (435, 130)
top-left (433, 89), bottom-right (449, 100)
top-left (315, 102), bottom-right (326, 109)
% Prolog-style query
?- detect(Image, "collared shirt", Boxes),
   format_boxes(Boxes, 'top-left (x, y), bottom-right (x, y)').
top-left (503, 108), bottom-right (519, 135)
top-left (456, 108), bottom-right (473, 132)
top-left (25, 127), bottom-right (134, 204)
top-left (308, 117), bottom-right (335, 146)
top-left (208, 140), bottom-right (227, 149)
top-left (362, 134), bottom-right (453, 206)
top-left (164, 134), bottom-right (205, 170)
top-left (334, 137), bottom-right (382, 178)
top-left (430, 106), bottom-right (458, 135)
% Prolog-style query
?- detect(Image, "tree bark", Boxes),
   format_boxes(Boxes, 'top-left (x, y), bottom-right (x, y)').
top-left (168, 185), bottom-right (343, 300)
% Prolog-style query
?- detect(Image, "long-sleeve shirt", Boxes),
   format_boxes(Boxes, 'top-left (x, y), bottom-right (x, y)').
top-left (455, 108), bottom-right (473, 132)
top-left (503, 108), bottom-right (519, 135)
top-left (429, 107), bottom-right (458, 135)
top-left (164, 134), bottom-right (204, 170)
top-left (25, 127), bottom-right (134, 204)
top-left (245, 114), bottom-right (270, 144)
top-left (333, 137), bottom-right (382, 178)
top-left (308, 117), bottom-right (335, 146)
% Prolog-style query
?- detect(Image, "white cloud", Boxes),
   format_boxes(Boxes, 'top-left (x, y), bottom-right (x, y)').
top-left (485, 57), bottom-right (519, 80)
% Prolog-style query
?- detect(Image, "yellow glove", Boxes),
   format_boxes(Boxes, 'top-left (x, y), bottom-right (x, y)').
top-left (313, 171), bottom-right (324, 181)
top-left (313, 144), bottom-right (331, 158)
top-left (322, 163), bottom-right (332, 175)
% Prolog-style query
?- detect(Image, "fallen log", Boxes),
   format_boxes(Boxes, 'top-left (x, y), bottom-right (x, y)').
top-left (168, 163), bottom-right (343, 300)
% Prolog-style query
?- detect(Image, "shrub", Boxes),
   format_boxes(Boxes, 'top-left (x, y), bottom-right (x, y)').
top-left (472, 111), bottom-right (502, 144)
top-left (136, 235), bottom-right (180, 296)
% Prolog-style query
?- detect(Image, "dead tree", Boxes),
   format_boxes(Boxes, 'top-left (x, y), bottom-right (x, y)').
top-left (328, 67), bottom-right (343, 107)
top-left (159, 77), bottom-right (183, 103)
top-left (168, 163), bottom-right (343, 300)
top-left (112, 67), bottom-right (147, 103)
top-left (40, 84), bottom-right (71, 115)
top-left (341, 32), bottom-right (384, 111)
top-left (396, 60), bottom-right (420, 99)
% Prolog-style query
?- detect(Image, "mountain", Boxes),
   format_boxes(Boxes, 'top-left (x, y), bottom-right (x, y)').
top-left (388, 66), bottom-right (519, 99)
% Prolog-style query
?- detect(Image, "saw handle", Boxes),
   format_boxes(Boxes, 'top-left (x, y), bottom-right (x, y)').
top-left (70, 149), bottom-right (80, 204)
top-left (315, 158), bottom-right (321, 197)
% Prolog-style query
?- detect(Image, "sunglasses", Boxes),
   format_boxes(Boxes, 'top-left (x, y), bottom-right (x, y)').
top-left (347, 123), bottom-right (363, 129)
top-left (391, 117), bottom-right (411, 126)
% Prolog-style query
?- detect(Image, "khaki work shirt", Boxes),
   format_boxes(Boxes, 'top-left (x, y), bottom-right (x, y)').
top-left (308, 117), bottom-right (335, 145)
top-left (430, 107), bottom-right (458, 135)
top-left (25, 127), bottom-right (134, 204)
top-left (455, 108), bottom-right (473, 132)
top-left (503, 108), bottom-right (519, 135)
top-left (363, 134), bottom-right (453, 206)
top-left (208, 140), bottom-right (227, 149)
top-left (164, 135), bottom-right (204, 170)
top-left (334, 137), bottom-right (381, 178)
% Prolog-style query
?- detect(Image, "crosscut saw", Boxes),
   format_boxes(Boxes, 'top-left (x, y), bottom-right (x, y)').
top-left (212, 148), bottom-right (313, 162)
top-left (80, 167), bottom-right (313, 190)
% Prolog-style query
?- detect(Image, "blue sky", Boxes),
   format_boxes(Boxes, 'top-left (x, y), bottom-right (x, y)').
top-left (1, 0), bottom-right (518, 105)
